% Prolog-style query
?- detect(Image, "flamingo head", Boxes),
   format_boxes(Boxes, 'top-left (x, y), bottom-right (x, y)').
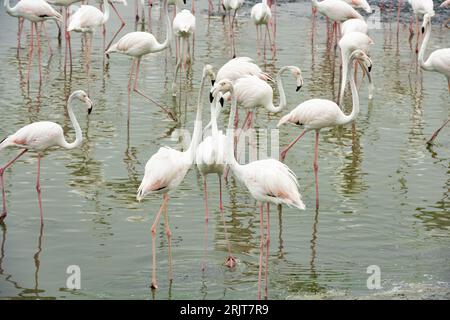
top-left (421, 13), bottom-right (434, 34)
top-left (203, 64), bottom-right (216, 87)
top-left (351, 50), bottom-right (372, 73)
top-left (211, 79), bottom-right (234, 100)
top-left (71, 90), bottom-right (93, 115)
top-left (286, 66), bottom-right (304, 92)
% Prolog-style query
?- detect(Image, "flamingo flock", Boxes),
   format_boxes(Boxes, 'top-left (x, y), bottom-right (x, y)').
top-left (0, 0), bottom-right (449, 300)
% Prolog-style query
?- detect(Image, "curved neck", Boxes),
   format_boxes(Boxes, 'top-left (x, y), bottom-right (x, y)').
top-left (337, 56), bottom-right (360, 125)
top-left (4, 0), bottom-right (17, 17)
top-left (210, 98), bottom-right (219, 138)
top-left (418, 22), bottom-right (433, 71)
top-left (61, 95), bottom-right (83, 150)
top-left (153, 0), bottom-right (172, 52)
top-left (267, 66), bottom-right (290, 113)
top-left (185, 71), bottom-right (206, 162)
top-left (225, 88), bottom-right (243, 174)
top-left (339, 51), bottom-right (350, 106)
top-left (102, 0), bottom-right (110, 24)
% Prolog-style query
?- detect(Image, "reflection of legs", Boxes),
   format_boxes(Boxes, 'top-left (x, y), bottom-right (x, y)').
top-left (163, 194), bottom-right (172, 282)
top-left (36, 155), bottom-right (44, 225)
top-left (264, 203), bottom-right (270, 300)
top-left (127, 58), bottom-right (137, 124)
top-left (220, 175), bottom-right (236, 268)
top-left (41, 22), bottom-right (52, 56)
top-left (257, 203), bottom-right (265, 300)
top-left (26, 22), bottom-right (35, 84)
top-left (427, 119), bottom-right (450, 145)
top-left (17, 17), bottom-right (24, 55)
top-left (280, 129), bottom-right (307, 162)
top-left (314, 131), bottom-right (320, 210)
top-left (202, 177), bottom-right (209, 271)
top-left (150, 194), bottom-right (169, 289)
top-left (36, 23), bottom-right (42, 83)
top-left (1, 149), bottom-right (28, 220)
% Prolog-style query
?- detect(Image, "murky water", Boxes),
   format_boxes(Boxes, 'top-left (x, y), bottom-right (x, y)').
top-left (0, 0), bottom-right (449, 300)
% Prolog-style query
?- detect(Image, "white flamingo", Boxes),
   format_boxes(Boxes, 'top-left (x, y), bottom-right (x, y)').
top-left (341, 0), bottom-right (371, 13)
top-left (223, 0), bottom-right (245, 57)
top-left (408, 0), bottom-right (435, 52)
top-left (0, 90), bottom-right (93, 225)
top-left (211, 79), bottom-right (305, 300)
top-left (106, 0), bottom-right (176, 122)
top-left (418, 12), bottom-right (450, 144)
top-left (278, 50), bottom-right (372, 210)
top-left (251, 0), bottom-right (273, 53)
top-left (136, 64), bottom-right (214, 289)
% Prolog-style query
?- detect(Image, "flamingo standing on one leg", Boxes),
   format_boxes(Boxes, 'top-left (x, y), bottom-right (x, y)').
top-left (4, 0), bottom-right (62, 84)
top-left (251, 0), bottom-right (273, 56)
top-left (0, 90), bottom-right (93, 225)
top-left (223, 0), bottom-right (244, 58)
top-left (418, 13), bottom-right (450, 144)
top-left (136, 64), bottom-right (214, 289)
top-left (211, 79), bottom-right (306, 300)
top-left (106, 0), bottom-right (177, 122)
top-left (278, 50), bottom-right (372, 210)
top-left (172, 8), bottom-right (195, 95)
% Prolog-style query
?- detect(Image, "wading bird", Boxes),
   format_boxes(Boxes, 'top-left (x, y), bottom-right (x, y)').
top-left (251, 0), bottom-right (273, 54)
top-left (0, 90), bottom-right (93, 225)
top-left (106, 0), bottom-right (176, 122)
top-left (278, 50), bottom-right (372, 210)
top-left (418, 13), bottom-right (450, 144)
top-left (212, 79), bottom-right (305, 300)
top-left (136, 64), bottom-right (214, 289)
top-left (223, 0), bottom-right (245, 57)
top-left (408, 0), bottom-right (435, 52)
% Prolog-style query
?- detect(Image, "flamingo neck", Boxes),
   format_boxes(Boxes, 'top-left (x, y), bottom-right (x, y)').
top-left (61, 94), bottom-right (83, 150)
top-left (418, 21), bottom-right (434, 71)
top-left (339, 51), bottom-right (350, 107)
top-left (4, 0), bottom-right (17, 17)
top-left (337, 56), bottom-right (360, 126)
top-left (102, 0), bottom-right (110, 24)
top-left (267, 66), bottom-right (290, 113)
top-left (225, 87), bottom-right (244, 177)
top-left (153, 0), bottom-right (172, 52)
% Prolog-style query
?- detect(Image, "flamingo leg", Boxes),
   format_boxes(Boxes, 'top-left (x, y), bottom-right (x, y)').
top-left (257, 203), bottom-right (265, 300)
top-left (36, 155), bottom-right (43, 225)
top-left (127, 58), bottom-right (137, 126)
top-left (220, 175), bottom-right (236, 268)
top-left (415, 15), bottom-right (420, 53)
top-left (105, 3), bottom-right (126, 55)
top-left (150, 194), bottom-right (169, 289)
top-left (202, 177), bottom-right (209, 272)
top-left (17, 17), bottom-right (24, 56)
top-left (314, 131), bottom-right (320, 210)
top-left (26, 22), bottom-right (35, 85)
top-left (163, 194), bottom-right (172, 282)
top-left (133, 58), bottom-right (177, 121)
top-left (36, 23), bottom-right (42, 83)
top-left (0, 149), bottom-right (28, 221)
top-left (148, 0), bottom-right (153, 33)
top-left (279, 129), bottom-right (307, 162)
top-left (264, 203), bottom-right (270, 300)
top-left (426, 119), bottom-right (450, 145)
top-left (41, 22), bottom-right (52, 56)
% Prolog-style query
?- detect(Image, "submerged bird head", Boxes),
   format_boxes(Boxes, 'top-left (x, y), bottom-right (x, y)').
top-left (70, 90), bottom-right (93, 114)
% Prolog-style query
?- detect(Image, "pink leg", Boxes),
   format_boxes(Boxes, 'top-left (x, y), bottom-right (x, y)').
top-left (133, 58), bottom-right (177, 121)
top-left (127, 59), bottom-right (137, 125)
top-left (17, 17), bottom-right (24, 56)
top-left (192, 0), bottom-right (195, 15)
top-left (36, 155), bottom-right (43, 225)
top-left (148, 0), bottom-right (153, 33)
top-left (0, 149), bottom-right (28, 222)
top-left (257, 203), bottom-right (265, 300)
top-left (314, 131), bottom-right (320, 210)
top-left (279, 129), bottom-right (307, 162)
top-left (150, 194), bottom-right (169, 289)
top-left (264, 203), bottom-right (270, 300)
top-left (27, 22), bottom-right (35, 85)
top-left (163, 194), bottom-right (172, 282)
top-left (36, 23), bottom-right (42, 83)
top-left (427, 119), bottom-right (450, 145)
top-left (105, 3), bottom-right (126, 56)
top-left (415, 15), bottom-right (420, 53)
top-left (202, 177), bottom-right (209, 271)
top-left (220, 175), bottom-right (236, 268)
top-left (41, 22), bottom-right (52, 56)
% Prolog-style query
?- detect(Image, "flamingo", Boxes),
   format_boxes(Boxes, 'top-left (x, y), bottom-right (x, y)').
top-left (338, 31), bottom-right (374, 106)
top-left (408, 0), bottom-right (435, 52)
top-left (223, 0), bottom-right (245, 58)
top-left (136, 64), bottom-right (214, 289)
top-left (172, 9), bottom-right (195, 95)
top-left (418, 12), bottom-right (450, 144)
top-left (251, 0), bottom-right (273, 54)
top-left (278, 50), bottom-right (372, 210)
top-left (440, 0), bottom-right (450, 28)
top-left (211, 79), bottom-right (305, 300)
top-left (4, 0), bottom-right (62, 83)
top-left (106, 0), bottom-right (177, 122)
top-left (341, 0), bottom-right (372, 13)
top-left (98, 0), bottom-right (128, 54)
top-left (195, 96), bottom-right (236, 270)
top-left (0, 90), bottom-right (93, 225)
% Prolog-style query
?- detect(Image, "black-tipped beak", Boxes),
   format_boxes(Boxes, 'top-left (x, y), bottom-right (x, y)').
top-left (220, 97), bottom-right (224, 107)
top-left (421, 26), bottom-right (425, 34)
top-left (183, 0), bottom-right (186, 4)
top-left (209, 92), bottom-right (214, 103)
top-left (296, 86), bottom-right (302, 92)
top-left (368, 65), bottom-right (372, 73)
top-left (88, 105), bottom-right (93, 115)
top-left (211, 79), bottom-right (215, 86)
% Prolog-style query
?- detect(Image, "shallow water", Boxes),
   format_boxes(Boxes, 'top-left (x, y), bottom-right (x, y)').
top-left (0, 1), bottom-right (449, 300)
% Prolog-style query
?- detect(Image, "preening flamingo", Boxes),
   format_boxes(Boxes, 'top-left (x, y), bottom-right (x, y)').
top-left (338, 31), bottom-right (374, 106)
top-left (223, 0), bottom-right (245, 58)
top-left (172, 9), bottom-right (195, 95)
top-left (196, 95), bottom-right (236, 270)
top-left (4, 0), bottom-right (62, 83)
top-left (136, 64), bottom-right (214, 289)
top-left (211, 79), bottom-right (305, 300)
top-left (251, 0), bottom-right (273, 53)
top-left (278, 50), bottom-right (372, 210)
top-left (106, 0), bottom-right (176, 122)
top-left (418, 13), bottom-right (450, 144)
top-left (0, 90), bottom-right (93, 225)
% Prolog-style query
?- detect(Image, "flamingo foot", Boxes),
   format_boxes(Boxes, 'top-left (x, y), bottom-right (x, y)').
top-left (224, 256), bottom-right (237, 268)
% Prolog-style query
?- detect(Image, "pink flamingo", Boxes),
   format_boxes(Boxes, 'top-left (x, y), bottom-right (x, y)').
top-left (0, 90), bottom-right (93, 225)
top-left (278, 50), bottom-right (372, 210)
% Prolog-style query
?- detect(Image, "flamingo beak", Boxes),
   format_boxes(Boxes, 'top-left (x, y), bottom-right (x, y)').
top-left (210, 92), bottom-right (214, 103)
top-left (368, 65), bottom-right (372, 73)
top-left (211, 79), bottom-right (215, 86)
top-left (220, 97), bottom-right (224, 107)
top-left (422, 26), bottom-right (425, 34)
top-left (296, 85), bottom-right (302, 92)
top-left (183, 0), bottom-right (186, 4)
top-left (85, 97), bottom-right (93, 114)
